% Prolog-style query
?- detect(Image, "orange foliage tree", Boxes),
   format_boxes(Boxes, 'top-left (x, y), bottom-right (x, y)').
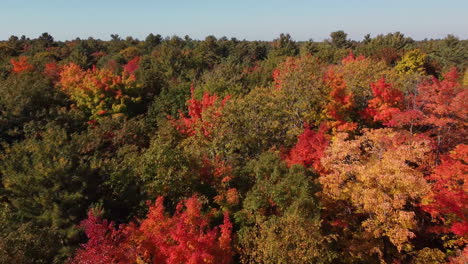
top-left (322, 68), bottom-right (358, 131)
top-left (320, 129), bottom-right (432, 257)
top-left (58, 63), bottom-right (141, 119)
top-left (10, 56), bottom-right (34, 73)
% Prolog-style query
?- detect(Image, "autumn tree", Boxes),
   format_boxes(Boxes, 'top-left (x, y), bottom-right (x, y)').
top-left (322, 68), bottom-right (358, 131)
top-left (362, 77), bottom-right (404, 126)
top-left (422, 144), bottom-right (468, 238)
top-left (395, 49), bottom-right (427, 75)
top-left (10, 56), bottom-right (34, 73)
top-left (320, 128), bottom-right (432, 262)
top-left (71, 196), bottom-right (234, 264)
top-left (169, 85), bottom-right (231, 138)
top-left (394, 68), bottom-right (467, 154)
top-left (283, 124), bottom-right (330, 172)
top-left (59, 63), bottom-right (142, 119)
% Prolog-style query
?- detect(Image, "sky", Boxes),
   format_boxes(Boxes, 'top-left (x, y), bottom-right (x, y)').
top-left (1, 0), bottom-right (467, 41)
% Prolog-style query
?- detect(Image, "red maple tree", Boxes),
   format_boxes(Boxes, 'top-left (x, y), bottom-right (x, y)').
top-left (272, 57), bottom-right (298, 89)
top-left (394, 67), bottom-right (467, 153)
top-left (170, 85), bottom-right (230, 137)
top-left (362, 77), bottom-right (404, 126)
top-left (123, 56), bottom-right (140, 74)
top-left (284, 124), bottom-right (330, 173)
top-left (43, 62), bottom-right (61, 81)
top-left (70, 211), bottom-right (134, 264)
top-left (422, 144), bottom-right (468, 237)
top-left (71, 196), bottom-right (234, 264)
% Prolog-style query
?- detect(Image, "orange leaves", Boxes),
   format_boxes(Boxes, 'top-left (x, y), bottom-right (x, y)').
top-left (71, 196), bottom-right (234, 264)
top-left (58, 63), bottom-right (140, 119)
top-left (320, 129), bottom-right (431, 251)
top-left (10, 56), bottom-right (34, 73)
top-left (394, 67), bottom-right (467, 152)
top-left (200, 156), bottom-right (239, 208)
top-left (58, 63), bottom-right (86, 91)
top-left (170, 85), bottom-right (231, 138)
top-left (323, 68), bottom-right (357, 131)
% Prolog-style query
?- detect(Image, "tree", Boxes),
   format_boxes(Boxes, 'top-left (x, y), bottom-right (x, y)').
top-left (322, 68), bottom-right (358, 131)
top-left (10, 56), bottom-right (34, 73)
top-left (362, 77), bottom-right (404, 127)
top-left (422, 144), bottom-right (468, 238)
top-left (270, 33), bottom-right (299, 57)
top-left (432, 35), bottom-right (468, 70)
top-left (59, 63), bottom-right (142, 119)
top-left (238, 152), bottom-right (335, 263)
top-left (321, 129), bottom-right (432, 261)
top-left (0, 124), bottom-right (98, 262)
top-left (169, 85), bottom-right (230, 138)
top-left (394, 68), bottom-right (467, 154)
top-left (0, 72), bottom-right (67, 143)
top-left (71, 196), bottom-right (234, 264)
top-left (329, 30), bottom-right (351, 49)
top-left (395, 49), bottom-right (427, 75)
top-left (283, 124), bottom-right (330, 172)
top-left (145, 33), bottom-right (162, 51)
top-left (37, 32), bottom-right (55, 48)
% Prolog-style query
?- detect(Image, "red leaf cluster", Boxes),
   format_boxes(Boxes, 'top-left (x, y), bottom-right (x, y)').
top-left (70, 211), bottom-right (134, 264)
top-left (272, 57), bottom-right (298, 89)
top-left (422, 144), bottom-right (468, 237)
top-left (170, 85), bottom-right (231, 137)
top-left (362, 77), bottom-right (404, 126)
top-left (341, 51), bottom-right (365, 65)
top-left (43, 62), bottom-right (61, 81)
top-left (71, 196), bottom-right (233, 264)
top-left (284, 124), bottom-right (330, 173)
top-left (10, 56), bottom-right (34, 73)
top-left (123, 56), bottom-right (140, 74)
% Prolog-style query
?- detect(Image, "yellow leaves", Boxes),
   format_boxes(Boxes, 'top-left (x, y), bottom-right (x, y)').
top-left (395, 49), bottom-right (427, 75)
top-left (321, 128), bottom-right (432, 250)
top-left (410, 248), bottom-right (446, 264)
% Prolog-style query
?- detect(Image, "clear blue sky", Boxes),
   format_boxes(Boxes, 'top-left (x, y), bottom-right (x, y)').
top-left (1, 0), bottom-right (467, 41)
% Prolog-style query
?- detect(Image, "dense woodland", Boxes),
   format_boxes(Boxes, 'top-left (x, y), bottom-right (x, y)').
top-left (0, 31), bottom-right (467, 263)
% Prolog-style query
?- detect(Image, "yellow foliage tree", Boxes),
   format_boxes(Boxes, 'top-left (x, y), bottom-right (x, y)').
top-left (395, 49), bottom-right (427, 75)
top-left (321, 128), bottom-right (431, 257)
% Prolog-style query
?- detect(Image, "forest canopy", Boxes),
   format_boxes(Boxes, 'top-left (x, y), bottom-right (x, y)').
top-left (0, 31), bottom-right (467, 264)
